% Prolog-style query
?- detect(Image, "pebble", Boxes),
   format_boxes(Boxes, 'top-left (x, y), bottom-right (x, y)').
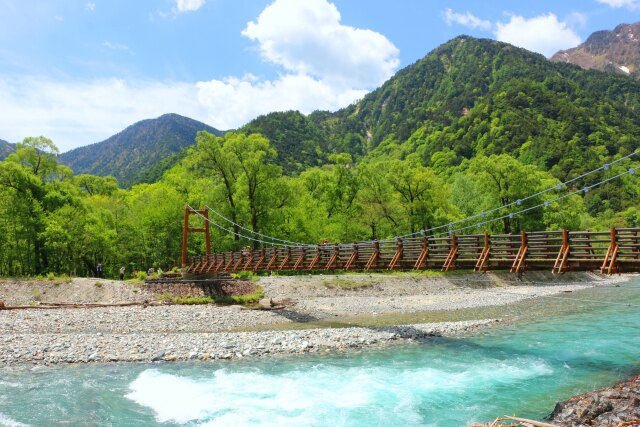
top-left (0, 271), bottom-right (625, 366)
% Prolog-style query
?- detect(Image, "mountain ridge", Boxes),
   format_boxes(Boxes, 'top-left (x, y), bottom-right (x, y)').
top-left (0, 139), bottom-right (15, 160)
top-left (551, 22), bottom-right (640, 79)
top-left (59, 113), bottom-right (222, 187)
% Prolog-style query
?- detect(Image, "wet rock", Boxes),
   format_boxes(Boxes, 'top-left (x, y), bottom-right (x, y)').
top-left (548, 374), bottom-right (640, 426)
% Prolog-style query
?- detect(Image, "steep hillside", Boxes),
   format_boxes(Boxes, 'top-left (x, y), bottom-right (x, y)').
top-left (552, 22), bottom-right (640, 79)
top-left (355, 36), bottom-right (640, 177)
top-left (59, 114), bottom-right (222, 187)
top-left (241, 36), bottom-right (639, 185)
top-left (0, 139), bottom-right (15, 160)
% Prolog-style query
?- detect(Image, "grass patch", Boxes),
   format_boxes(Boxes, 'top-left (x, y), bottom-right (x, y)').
top-left (173, 296), bottom-right (215, 305)
top-left (231, 270), bottom-right (259, 281)
top-left (94, 281), bottom-right (103, 288)
top-left (155, 291), bottom-right (174, 301)
top-left (171, 286), bottom-right (265, 306)
top-left (323, 278), bottom-right (373, 290)
top-left (30, 287), bottom-right (43, 304)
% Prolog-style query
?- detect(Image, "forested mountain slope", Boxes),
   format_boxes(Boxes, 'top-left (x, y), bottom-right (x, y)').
top-left (59, 113), bottom-right (222, 187)
top-left (244, 36), bottom-right (639, 183)
top-left (0, 139), bottom-right (15, 159)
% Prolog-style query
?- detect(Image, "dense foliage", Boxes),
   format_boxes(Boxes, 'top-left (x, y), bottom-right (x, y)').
top-left (0, 36), bottom-right (638, 278)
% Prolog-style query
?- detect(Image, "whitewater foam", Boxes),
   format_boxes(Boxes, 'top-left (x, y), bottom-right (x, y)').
top-left (0, 413), bottom-right (29, 427)
top-left (126, 356), bottom-right (554, 425)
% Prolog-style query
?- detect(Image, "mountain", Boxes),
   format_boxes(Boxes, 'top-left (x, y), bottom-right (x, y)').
top-left (59, 113), bottom-right (222, 187)
top-left (243, 36), bottom-right (640, 188)
top-left (0, 139), bottom-right (15, 160)
top-left (551, 22), bottom-right (640, 79)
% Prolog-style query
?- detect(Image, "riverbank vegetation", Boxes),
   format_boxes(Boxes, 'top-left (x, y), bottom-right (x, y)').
top-left (0, 133), bottom-right (636, 279)
top-left (1, 38), bottom-right (639, 278)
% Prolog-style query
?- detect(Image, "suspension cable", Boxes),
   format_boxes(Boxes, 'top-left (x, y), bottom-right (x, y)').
top-left (187, 150), bottom-right (638, 251)
top-left (186, 204), bottom-right (292, 248)
top-left (203, 205), bottom-right (306, 246)
top-left (442, 167), bottom-right (636, 238)
top-left (386, 149), bottom-right (639, 242)
top-left (373, 153), bottom-right (638, 244)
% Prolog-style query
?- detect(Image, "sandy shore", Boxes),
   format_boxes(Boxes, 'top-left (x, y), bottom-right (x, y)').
top-left (0, 271), bottom-right (629, 365)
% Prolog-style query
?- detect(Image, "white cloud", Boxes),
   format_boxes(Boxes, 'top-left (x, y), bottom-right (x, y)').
top-left (102, 41), bottom-right (132, 53)
top-left (0, 73), bottom-right (369, 152)
top-left (85, 2), bottom-right (96, 12)
top-left (173, 0), bottom-right (205, 13)
top-left (0, 76), bottom-right (205, 152)
top-left (596, 0), bottom-right (639, 9)
top-left (242, 0), bottom-right (399, 89)
top-left (566, 12), bottom-right (588, 29)
top-left (196, 73), bottom-right (368, 130)
top-left (443, 8), bottom-right (492, 31)
top-left (0, 0), bottom-right (399, 152)
top-left (495, 13), bottom-right (581, 57)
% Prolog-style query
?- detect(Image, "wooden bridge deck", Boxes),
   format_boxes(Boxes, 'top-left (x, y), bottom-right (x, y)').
top-left (185, 227), bottom-right (640, 275)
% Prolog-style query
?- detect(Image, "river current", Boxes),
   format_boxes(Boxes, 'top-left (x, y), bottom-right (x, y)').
top-left (1, 277), bottom-right (639, 426)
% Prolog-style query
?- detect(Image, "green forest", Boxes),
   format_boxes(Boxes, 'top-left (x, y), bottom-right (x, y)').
top-left (0, 36), bottom-right (639, 278)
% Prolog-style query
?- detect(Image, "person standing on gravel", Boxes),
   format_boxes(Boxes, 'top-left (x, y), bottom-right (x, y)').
top-left (119, 266), bottom-right (125, 281)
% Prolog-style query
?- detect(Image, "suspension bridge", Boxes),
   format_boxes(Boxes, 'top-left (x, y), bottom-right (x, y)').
top-left (181, 151), bottom-right (640, 276)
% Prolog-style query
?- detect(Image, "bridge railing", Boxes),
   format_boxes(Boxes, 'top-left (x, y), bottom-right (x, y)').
top-left (184, 227), bottom-right (640, 275)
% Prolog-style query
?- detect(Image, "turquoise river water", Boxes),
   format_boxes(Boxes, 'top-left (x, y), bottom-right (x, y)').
top-left (1, 277), bottom-right (639, 426)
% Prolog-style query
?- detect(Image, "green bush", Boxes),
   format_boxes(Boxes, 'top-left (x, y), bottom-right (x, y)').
top-left (155, 291), bottom-right (174, 301)
top-left (231, 270), bottom-right (257, 281)
top-left (136, 271), bottom-right (147, 281)
top-left (173, 296), bottom-right (215, 305)
top-left (171, 286), bottom-right (265, 306)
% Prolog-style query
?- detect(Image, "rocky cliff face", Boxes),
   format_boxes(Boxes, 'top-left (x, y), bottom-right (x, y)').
top-left (552, 22), bottom-right (640, 79)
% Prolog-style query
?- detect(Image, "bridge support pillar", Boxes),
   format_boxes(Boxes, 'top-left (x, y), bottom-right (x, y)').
top-left (181, 205), bottom-right (211, 268)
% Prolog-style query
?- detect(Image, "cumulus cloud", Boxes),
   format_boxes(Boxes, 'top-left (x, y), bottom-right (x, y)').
top-left (196, 73), bottom-right (368, 130)
top-left (595, 0), bottom-right (639, 9)
top-left (443, 8), bottom-right (492, 31)
top-left (85, 2), bottom-right (96, 12)
top-left (495, 13), bottom-right (581, 57)
top-left (173, 0), bottom-right (205, 13)
top-left (1, 0), bottom-right (399, 151)
top-left (242, 0), bottom-right (399, 88)
top-left (0, 76), bottom-right (205, 152)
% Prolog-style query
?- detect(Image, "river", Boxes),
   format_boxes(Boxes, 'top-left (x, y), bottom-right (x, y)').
top-left (1, 276), bottom-right (639, 426)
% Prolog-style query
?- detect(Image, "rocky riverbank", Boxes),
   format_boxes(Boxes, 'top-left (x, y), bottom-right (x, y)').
top-left (0, 318), bottom-right (498, 365)
top-left (0, 271), bottom-right (630, 366)
top-left (548, 373), bottom-right (640, 426)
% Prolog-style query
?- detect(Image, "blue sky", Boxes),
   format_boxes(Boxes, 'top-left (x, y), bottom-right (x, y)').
top-left (0, 0), bottom-right (638, 152)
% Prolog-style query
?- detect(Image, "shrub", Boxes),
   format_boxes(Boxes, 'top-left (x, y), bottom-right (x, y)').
top-left (46, 272), bottom-right (56, 281)
top-left (170, 286), bottom-right (265, 306)
top-left (155, 291), bottom-right (174, 301)
top-left (136, 271), bottom-right (147, 281)
top-left (231, 270), bottom-right (257, 281)
top-left (173, 296), bottom-right (215, 305)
